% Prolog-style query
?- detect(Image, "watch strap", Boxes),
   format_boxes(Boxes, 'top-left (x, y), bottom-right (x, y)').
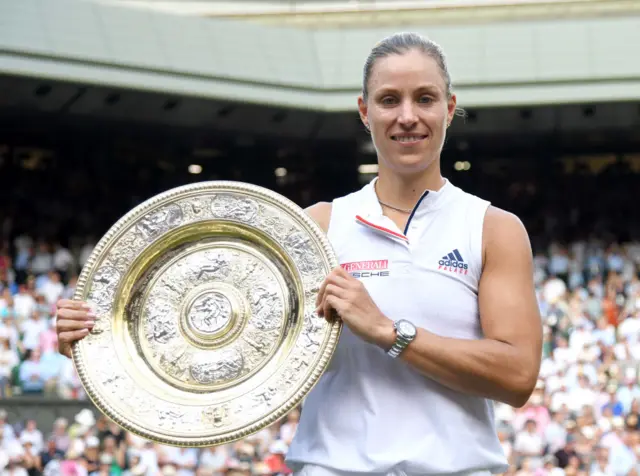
top-left (386, 321), bottom-right (414, 358)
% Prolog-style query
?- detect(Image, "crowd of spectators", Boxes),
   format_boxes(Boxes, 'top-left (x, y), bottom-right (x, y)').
top-left (1, 231), bottom-right (639, 475)
top-left (497, 239), bottom-right (640, 475)
top-left (0, 406), bottom-right (297, 476)
top-left (0, 152), bottom-right (639, 475)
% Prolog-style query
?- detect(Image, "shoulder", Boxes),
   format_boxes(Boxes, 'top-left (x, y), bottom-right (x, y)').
top-left (303, 184), bottom-right (370, 234)
top-left (305, 202), bottom-right (332, 233)
top-left (482, 206), bottom-right (533, 269)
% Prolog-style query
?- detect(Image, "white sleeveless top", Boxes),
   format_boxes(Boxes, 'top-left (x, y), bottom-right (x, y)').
top-left (286, 178), bottom-right (509, 475)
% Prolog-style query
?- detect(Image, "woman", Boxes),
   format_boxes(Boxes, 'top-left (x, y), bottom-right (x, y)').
top-left (55, 33), bottom-right (542, 476)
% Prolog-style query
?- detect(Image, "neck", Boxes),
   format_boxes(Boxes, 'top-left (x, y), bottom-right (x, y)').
top-left (375, 162), bottom-right (445, 210)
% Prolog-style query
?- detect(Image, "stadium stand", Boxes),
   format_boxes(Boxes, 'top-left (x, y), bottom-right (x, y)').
top-left (0, 142), bottom-right (639, 475)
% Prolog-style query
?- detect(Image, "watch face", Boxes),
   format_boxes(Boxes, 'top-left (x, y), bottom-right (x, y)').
top-left (397, 320), bottom-right (416, 338)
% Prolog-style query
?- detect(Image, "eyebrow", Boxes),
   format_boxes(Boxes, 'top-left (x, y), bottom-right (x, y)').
top-left (374, 84), bottom-right (442, 96)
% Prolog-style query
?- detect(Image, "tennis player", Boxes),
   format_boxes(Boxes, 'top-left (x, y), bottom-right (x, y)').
top-left (55, 32), bottom-right (542, 476)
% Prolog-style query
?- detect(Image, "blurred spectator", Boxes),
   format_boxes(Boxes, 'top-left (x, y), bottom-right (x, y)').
top-left (38, 273), bottom-right (63, 308)
top-left (52, 245), bottom-right (74, 285)
top-left (30, 244), bottom-right (52, 279)
top-left (21, 312), bottom-right (48, 354)
top-left (20, 421), bottom-right (43, 455)
top-left (51, 419), bottom-right (71, 455)
top-left (18, 349), bottom-right (47, 395)
top-left (197, 447), bottom-right (226, 476)
top-left (514, 419), bottom-right (544, 468)
top-left (40, 437), bottom-right (65, 472)
top-left (13, 286), bottom-right (35, 321)
top-left (0, 334), bottom-right (18, 398)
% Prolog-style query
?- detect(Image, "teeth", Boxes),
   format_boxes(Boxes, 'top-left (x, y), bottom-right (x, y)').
top-left (395, 136), bottom-right (424, 142)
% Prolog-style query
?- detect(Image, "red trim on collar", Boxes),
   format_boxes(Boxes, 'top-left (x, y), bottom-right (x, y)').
top-left (355, 215), bottom-right (409, 243)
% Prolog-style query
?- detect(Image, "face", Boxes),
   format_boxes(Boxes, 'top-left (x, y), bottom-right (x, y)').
top-left (104, 437), bottom-right (115, 452)
top-left (358, 49), bottom-right (456, 176)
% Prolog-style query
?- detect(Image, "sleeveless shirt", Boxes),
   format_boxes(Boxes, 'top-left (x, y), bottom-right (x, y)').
top-left (286, 178), bottom-right (509, 475)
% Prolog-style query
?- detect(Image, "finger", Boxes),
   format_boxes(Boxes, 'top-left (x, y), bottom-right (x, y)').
top-left (59, 329), bottom-right (90, 345)
top-left (323, 297), bottom-right (334, 323)
top-left (316, 281), bottom-right (345, 316)
top-left (57, 299), bottom-right (92, 311)
top-left (325, 273), bottom-right (350, 288)
top-left (57, 308), bottom-right (95, 321)
top-left (334, 266), bottom-right (352, 279)
top-left (316, 266), bottom-right (340, 306)
top-left (56, 319), bottom-right (95, 332)
top-left (316, 275), bottom-right (331, 307)
top-left (324, 295), bottom-right (341, 323)
top-left (315, 281), bottom-right (331, 318)
top-left (324, 284), bottom-right (347, 300)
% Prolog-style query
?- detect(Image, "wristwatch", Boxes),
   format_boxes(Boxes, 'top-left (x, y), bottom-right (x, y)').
top-left (387, 319), bottom-right (417, 358)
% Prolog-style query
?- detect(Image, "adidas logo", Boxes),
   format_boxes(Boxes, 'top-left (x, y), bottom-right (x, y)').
top-left (438, 249), bottom-right (468, 275)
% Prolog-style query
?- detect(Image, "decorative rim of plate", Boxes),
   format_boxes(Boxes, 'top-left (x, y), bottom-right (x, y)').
top-left (72, 180), bottom-right (340, 446)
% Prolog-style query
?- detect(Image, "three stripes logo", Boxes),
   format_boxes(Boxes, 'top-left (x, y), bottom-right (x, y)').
top-left (438, 249), bottom-right (469, 275)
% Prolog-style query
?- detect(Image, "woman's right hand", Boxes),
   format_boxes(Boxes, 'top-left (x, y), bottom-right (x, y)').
top-left (55, 299), bottom-right (95, 358)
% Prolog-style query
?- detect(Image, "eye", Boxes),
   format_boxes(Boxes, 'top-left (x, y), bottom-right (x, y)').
top-left (418, 95), bottom-right (432, 104)
top-left (380, 96), bottom-right (397, 106)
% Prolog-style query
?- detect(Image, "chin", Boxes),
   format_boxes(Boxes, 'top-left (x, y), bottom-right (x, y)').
top-left (383, 153), bottom-right (437, 175)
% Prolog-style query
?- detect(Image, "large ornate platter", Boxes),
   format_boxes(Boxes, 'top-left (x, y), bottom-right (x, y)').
top-left (72, 181), bottom-right (340, 446)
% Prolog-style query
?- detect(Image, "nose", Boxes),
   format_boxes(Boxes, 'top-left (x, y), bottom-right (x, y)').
top-left (397, 99), bottom-right (418, 127)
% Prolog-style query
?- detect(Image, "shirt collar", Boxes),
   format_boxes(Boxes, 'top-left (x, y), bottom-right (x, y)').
top-left (359, 176), bottom-right (456, 219)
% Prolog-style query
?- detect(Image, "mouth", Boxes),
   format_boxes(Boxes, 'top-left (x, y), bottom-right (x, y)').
top-left (391, 134), bottom-right (428, 144)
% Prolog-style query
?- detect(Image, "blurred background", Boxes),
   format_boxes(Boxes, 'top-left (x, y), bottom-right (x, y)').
top-left (0, 0), bottom-right (639, 475)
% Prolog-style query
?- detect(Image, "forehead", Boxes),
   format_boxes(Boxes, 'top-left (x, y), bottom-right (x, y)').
top-left (367, 49), bottom-right (446, 93)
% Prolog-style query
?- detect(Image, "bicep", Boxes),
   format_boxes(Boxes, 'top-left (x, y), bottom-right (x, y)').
top-left (479, 207), bottom-right (542, 365)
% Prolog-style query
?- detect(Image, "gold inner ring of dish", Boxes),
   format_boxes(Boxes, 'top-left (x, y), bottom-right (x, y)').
top-left (110, 219), bottom-right (304, 404)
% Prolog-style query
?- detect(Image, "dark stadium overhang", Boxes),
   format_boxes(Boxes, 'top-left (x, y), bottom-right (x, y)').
top-left (1, 74), bottom-right (639, 150)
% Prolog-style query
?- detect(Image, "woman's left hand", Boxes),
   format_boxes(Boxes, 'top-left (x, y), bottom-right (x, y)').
top-left (316, 266), bottom-right (393, 347)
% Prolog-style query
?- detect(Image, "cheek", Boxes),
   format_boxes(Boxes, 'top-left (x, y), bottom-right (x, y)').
top-left (424, 107), bottom-right (448, 129)
top-left (369, 109), bottom-right (393, 131)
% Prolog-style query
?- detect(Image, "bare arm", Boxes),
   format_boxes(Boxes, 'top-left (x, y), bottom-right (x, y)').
top-left (373, 207), bottom-right (542, 407)
top-left (305, 202), bottom-right (332, 233)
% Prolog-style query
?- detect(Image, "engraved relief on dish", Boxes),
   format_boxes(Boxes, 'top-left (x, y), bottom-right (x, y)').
top-left (72, 181), bottom-right (340, 447)
top-left (283, 231), bottom-right (321, 275)
top-left (256, 209), bottom-right (296, 242)
top-left (136, 203), bottom-right (184, 240)
top-left (86, 266), bottom-right (121, 328)
top-left (210, 194), bottom-right (259, 224)
top-left (131, 244), bottom-right (288, 391)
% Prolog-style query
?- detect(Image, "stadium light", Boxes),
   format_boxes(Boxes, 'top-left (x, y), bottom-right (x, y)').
top-left (275, 167), bottom-right (287, 177)
top-left (454, 161), bottom-right (471, 171)
top-left (358, 164), bottom-right (378, 174)
top-left (188, 164), bottom-right (202, 174)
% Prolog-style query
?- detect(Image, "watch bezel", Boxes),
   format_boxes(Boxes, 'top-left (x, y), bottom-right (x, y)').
top-left (395, 319), bottom-right (417, 339)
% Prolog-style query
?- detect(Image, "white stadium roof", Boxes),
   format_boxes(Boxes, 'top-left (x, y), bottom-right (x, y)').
top-left (1, 0), bottom-right (639, 113)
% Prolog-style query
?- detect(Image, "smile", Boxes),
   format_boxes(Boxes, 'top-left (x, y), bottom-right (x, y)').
top-left (391, 135), bottom-right (427, 143)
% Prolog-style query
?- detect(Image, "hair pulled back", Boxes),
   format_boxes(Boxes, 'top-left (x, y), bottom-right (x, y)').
top-left (362, 32), bottom-right (453, 102)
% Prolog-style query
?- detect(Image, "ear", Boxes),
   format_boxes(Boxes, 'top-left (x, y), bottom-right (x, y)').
top-left (447, 93), bottom-right (457, 126)
top-left (357, 95), bottom-right (368, 129)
